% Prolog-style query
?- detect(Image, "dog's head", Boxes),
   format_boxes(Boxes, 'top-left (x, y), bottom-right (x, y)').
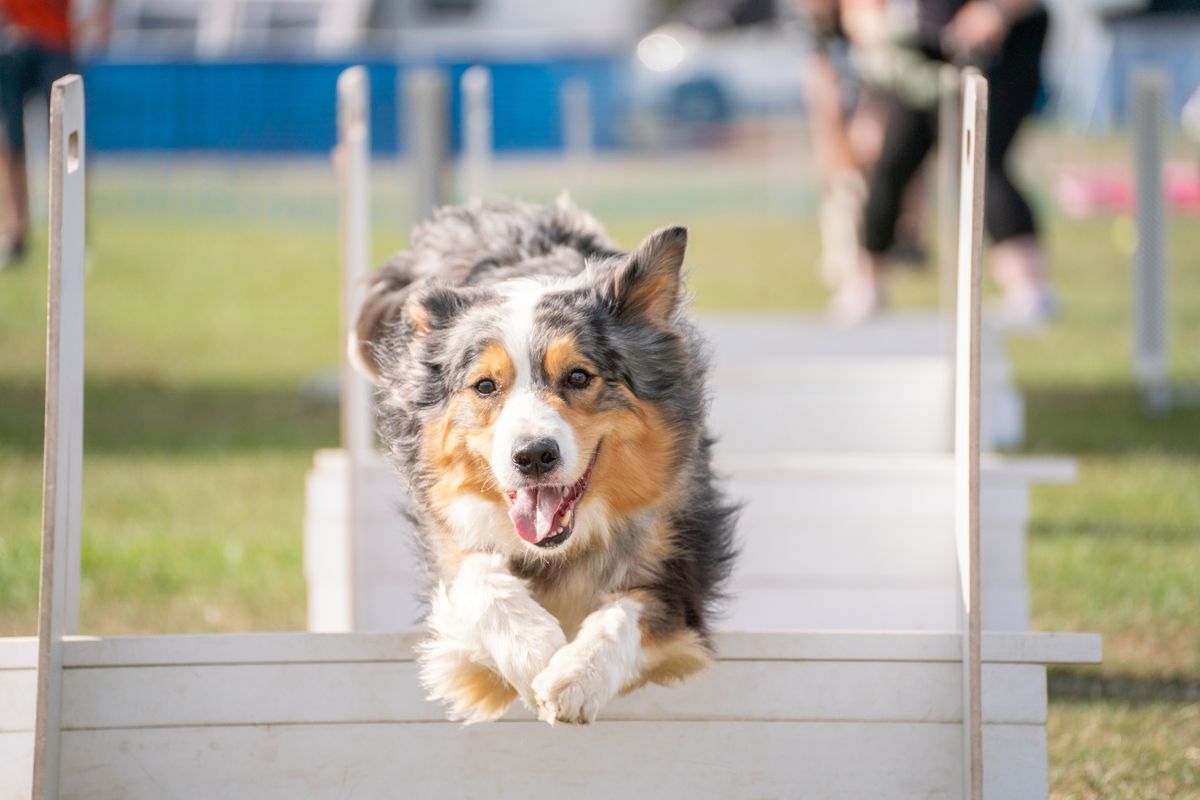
top-left (357, 225), bottom-right (694, 558)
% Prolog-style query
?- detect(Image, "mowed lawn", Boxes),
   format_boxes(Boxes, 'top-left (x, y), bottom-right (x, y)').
top-left (0, 173), bottom-right (1196, 796)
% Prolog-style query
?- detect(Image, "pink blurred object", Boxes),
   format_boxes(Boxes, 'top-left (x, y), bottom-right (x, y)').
top-left (1053, 162), bottom-right (1200, 218)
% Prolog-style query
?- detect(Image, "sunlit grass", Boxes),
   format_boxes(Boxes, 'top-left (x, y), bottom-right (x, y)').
top-left (0, 160), bottom-right (1196, 792)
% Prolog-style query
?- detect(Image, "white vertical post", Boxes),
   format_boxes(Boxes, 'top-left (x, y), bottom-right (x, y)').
top-left (1131, 68), bottom-right (1170, 412)
top-left (561, 77), bottom-right (593, 190)
top-left (954, 71), bottom-right (987, 800)
top-left (334, 67), bottom-right (375, 631)
top-left (32, 73), bottom-right (86, 800)
top-left (405, 68), bottom-right (449, 224)
top-left (939, 65), bottom-right (963, 451)
top-left (460, 66), bottom-right (492, 202)
top-left (938, 65), bottom-right (962, 315)
top-left (336, 67), bottom-right (375, 462)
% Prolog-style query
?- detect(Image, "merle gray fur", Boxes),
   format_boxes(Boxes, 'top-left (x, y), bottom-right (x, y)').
top-left (356, 198), bottom-right (737, 643)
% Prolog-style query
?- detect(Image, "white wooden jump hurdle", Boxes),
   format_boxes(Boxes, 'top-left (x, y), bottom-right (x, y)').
top-left (460, 65), bottom-right (492, 202)
top-left (703, 312), bottom-right (1026, 453)
top-left (1130, 68), bottom-right (1178, 413)
top-left (404, 68), bottom-right (450, 223)
top-left (0, 72), bottom-right (1100, 800)
top-left (307, 67), bottom-right (1058, 635)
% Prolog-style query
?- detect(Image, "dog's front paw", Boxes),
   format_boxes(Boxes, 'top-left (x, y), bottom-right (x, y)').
top-left (418, 635), bottom-right (518, 724)
top-left (531, 645), bottom-right (611, 725)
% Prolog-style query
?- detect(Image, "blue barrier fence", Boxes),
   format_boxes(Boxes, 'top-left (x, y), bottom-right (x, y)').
top-left (84, 55), bottom-right (626, 155)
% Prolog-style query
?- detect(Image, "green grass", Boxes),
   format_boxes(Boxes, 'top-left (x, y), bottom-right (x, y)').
top-left (1048, 699), bottom-right (1200, 800)
top-left (0, 161), bottom-right (1197, 794)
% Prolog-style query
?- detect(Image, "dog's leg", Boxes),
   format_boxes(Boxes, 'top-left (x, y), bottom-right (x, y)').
top-left (420, 552), bottom-right (567, 722)
top-left (532, 594), bottom-right (716, 725)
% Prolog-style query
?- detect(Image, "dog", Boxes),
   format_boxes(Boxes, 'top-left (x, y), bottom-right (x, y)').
top-left (351, 197), bottom-right (737, 724)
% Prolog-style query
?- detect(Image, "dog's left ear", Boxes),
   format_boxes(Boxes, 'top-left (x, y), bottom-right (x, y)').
top-left (599, 225), bottom-right (687, 326)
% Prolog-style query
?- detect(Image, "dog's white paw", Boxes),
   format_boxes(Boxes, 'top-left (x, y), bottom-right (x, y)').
top-left (485, 616), bottom-right (565, 708)
top-left (531, 645), bottom-right (611, 725)
top-left (417, 634), bottom-right (518, 724)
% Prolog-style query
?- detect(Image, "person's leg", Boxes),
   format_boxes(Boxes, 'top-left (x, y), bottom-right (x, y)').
top-left (0, 44), bottom-right (33, 262)
top-left (831, 92), bottom-right (935, 323)
top-left (983, 10), bottom-right (1053, 324)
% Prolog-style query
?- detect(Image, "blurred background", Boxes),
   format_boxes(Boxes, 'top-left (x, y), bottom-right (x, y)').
top-left (0, 0), bottom-right (1197, 795)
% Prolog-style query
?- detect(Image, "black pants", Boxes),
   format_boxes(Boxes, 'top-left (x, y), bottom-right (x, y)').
top-left (862, 9), bottom-right (1048, 254)
top-left (0, 39), bottom-right (76, 157)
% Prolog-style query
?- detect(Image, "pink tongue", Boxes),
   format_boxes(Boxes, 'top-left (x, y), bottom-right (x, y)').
top-left (508, 486), bottom-right (567, 543)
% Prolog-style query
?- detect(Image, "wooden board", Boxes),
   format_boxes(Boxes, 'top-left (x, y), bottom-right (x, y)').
top-left (0, 733), bottom-right (33, 800)
top-left (726, 584), bottom-right (1030, 632)
top-left (55, 722), bottom-right (1049, 800)
top-left (307, 451), bottom-right (1073, 632)
top-left (1, 627), bottom-right (1097, 798)
top-left (33, 74), bottom-right (86, 800)
top-left (698, 312), bottom-right (1025, 450)
top-left (698, 312), bottom-right (1008, 361)
top-left (707, 358), bottom-right (1021, 453)
top-left (56, 661), bottom-right (1049, 728)
top-left (0, 630), bottom-right (1102, 670)
top-left (955, 69), bottom-right (989, 800)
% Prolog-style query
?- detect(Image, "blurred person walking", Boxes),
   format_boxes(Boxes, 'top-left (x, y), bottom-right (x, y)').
top-left (0, 0), bottom-right (111, 267)
top-left (829, 0), bottom-right (1053, 327)
top-left (797, 0), bottom-right (927, 288)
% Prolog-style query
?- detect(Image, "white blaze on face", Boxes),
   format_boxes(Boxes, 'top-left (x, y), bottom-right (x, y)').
top-left (489, 279), bottom-right (580, 491)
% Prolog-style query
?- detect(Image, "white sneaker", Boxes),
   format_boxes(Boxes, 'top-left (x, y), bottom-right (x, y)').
top-left (827, 277), bottom-right (886, 326)
top-left (992, 284), bottom-right (1060, 330)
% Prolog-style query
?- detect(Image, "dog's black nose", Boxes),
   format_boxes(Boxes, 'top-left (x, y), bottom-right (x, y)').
top-left (513, 438), bottom-right (560, 477)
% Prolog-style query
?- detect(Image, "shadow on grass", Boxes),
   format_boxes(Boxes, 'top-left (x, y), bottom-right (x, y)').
top-left (1021, 382), bottom-right (1200, 457)
top-left (0, 378), bottom-right (339, 455)
top-left (1049, 667), bottom-right (1200, 704)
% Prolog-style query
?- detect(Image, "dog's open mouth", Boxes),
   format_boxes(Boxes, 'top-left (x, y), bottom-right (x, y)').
top-left (505, 447), bottom-right (599, 548)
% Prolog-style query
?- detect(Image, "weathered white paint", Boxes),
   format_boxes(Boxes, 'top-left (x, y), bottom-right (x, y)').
top-left (2, 67), bottom-right (1106, 800)
top-left (955, 69), bottom-right (989, 800)
top-left (335, 66), bottom-right (375, 464)
top-left (405, 68), bottom-right (449, 224)
top-left (1131, 68), bottom-right (1171, 411)
top-left (307, 450), bottom-right (1069, 632)
top-left (53, 722), bottom-right (1047, 799)
top-left (461, 65), bottom-right (493, 202)
top-left (562, 77), bottom-right (593, 192)
top-left (702, 313), bottom-right (1025, 453)
top-left (939, 64), bottom-right (962, 313)
top-left (326, 66), bottom-right (377, 635)
top-left (0, 629), bottom-right (1102, 669)
top-left (0, 628), bottom-right (1100, 799)
top-left (0, 733), bottom-right (33, 800)
top-left (32, 74), bottom-right (85, 800)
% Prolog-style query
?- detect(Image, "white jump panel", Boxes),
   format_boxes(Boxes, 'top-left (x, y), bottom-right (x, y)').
top-left (307, 451), bottom-right (1071, 632)
top-left (0, 631), bottom-right (1100, 799)
top-left (33, 74), bottom-right (86, 800)
top-left (703, 313), bottom-right (1024, 453)
top-left (57, 723), bottom-right (1042, 800)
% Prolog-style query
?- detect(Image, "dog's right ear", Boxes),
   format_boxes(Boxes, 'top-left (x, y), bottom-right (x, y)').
top-left (350, 275), bottom-right (481, 382)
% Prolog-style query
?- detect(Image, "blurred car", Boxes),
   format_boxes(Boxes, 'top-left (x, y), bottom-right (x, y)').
top-left (630, 0), bottom-right (807, 125)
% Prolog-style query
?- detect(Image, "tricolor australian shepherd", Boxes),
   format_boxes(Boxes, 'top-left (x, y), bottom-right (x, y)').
top-left (351, 198), bottom-right (737, 724)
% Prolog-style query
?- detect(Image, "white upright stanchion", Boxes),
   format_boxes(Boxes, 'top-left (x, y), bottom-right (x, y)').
top-left (562, 77), bottom-right (593, 190)
top-left (938, 65), bottom-right (962, 315)
top-left (333, 67), bottom-right (375, 630)
top-left (336, 67), bottom-right (374, 465)
top-left (460, 66), bottom-right (492, 202)
top-left (404, 68), bottom-right (449, 224)
top-left (954, 71), bottom-right (987, 800)
top-left (32, 73), bottom-right (86, 800)
top-left (1131, 68), bottom-right (1170, 412)
top-left (939, 65), bottom-right (964, 450)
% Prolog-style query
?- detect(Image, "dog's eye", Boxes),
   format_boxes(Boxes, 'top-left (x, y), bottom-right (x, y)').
top-left (566, 369), bottom-right (591, 389)
top-left (474, 378), bottom-right (497, 396)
